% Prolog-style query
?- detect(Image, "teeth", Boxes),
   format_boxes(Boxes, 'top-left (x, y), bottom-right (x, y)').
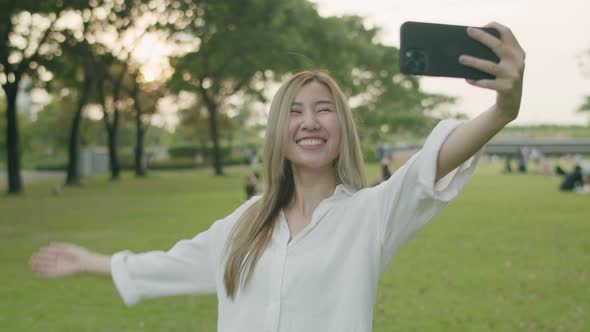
top-left (297, 138), bottom-right (324, 146)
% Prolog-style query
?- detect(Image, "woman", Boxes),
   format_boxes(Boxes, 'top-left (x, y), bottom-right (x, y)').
top-left (30, 22), bottom-right (525, 331)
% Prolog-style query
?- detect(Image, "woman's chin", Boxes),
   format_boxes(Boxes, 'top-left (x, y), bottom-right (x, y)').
top-left (291, 159), bottom-right (336, 172)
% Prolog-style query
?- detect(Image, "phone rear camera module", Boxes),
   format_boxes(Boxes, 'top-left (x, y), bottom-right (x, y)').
top-left (403, 49), bottom-right (428, 73)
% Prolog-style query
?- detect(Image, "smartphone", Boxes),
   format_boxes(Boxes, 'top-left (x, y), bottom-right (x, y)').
top-left (399, 21), bottom-right (500, 80)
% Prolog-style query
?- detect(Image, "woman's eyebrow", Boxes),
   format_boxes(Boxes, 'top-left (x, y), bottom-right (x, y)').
top-left (315, 100), bottom-right (334, 106)
top-left (290, 101), bottom-right (334, 106)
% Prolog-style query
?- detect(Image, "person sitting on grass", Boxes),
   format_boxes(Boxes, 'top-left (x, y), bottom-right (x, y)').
top-left (30, 22), bottom-right (525, 332)
top-left (560, 165), bottom-right (584, 192)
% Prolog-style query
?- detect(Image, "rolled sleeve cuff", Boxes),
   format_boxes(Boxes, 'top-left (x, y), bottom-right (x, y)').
top-left (111, 250), bottom-right (141, 306)
top-left (418, 119), bottom-right (482, 202)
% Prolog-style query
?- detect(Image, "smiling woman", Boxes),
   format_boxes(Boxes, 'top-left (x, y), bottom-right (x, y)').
top-left (31, 24), bottom-right (525, 331)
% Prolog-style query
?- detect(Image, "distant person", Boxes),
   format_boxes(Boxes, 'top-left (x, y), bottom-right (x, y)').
top-left (194, 151), bottom-right (204, 165)
top-left (245, 171), bottom-right (260, 200)
top-left (503, 156), bottom-right (513, 173)
top-left (516, 145), bottom-right (529, 173)
top-left (29, 23), bottom-right (526, 332)
top-left (380, 160), bottom-right (392, 182)
top-left (579, 175), bottom-right (590, 194)
top-left (541, 159), bottom-right (552, 175)
top-left (517, 154), bottom-right (527, 173)
top-left (560, 165), bottom-right (583, 192)
top-left (529, 147), bottom-right (543, 171)
top-left (248, 149), bottom-right (260, 169)
top-left (554, 165), bottom-right (566, 176)
top-left (372, 158), bottom-right (393, 186)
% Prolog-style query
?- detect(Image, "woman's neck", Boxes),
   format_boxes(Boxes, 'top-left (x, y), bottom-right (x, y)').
top-left (286, 165), bottom-right (337, 218)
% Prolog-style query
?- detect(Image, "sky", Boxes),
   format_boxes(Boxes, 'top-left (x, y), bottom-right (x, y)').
top-left (311, 0), bottom-right (590, 126)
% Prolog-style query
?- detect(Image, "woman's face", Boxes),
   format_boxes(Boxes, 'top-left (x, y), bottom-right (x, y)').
top-left (283, 81), bottom-right (342, 172)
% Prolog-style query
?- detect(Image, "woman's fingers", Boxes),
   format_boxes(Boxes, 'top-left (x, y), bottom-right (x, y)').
top-left (466, 26), bottom-right (503, 54)
top-left (465, 78), bottom-right (516, 92)
top-left (31, 243), bottom-right (81, 277)
top-left (32, 265), bottom-right (61, 278)
top-left (31, 255), bottom-right (58, 277)
top-left (459, 55), bottom-right (502, 76)
top-left (31, 255), bottom-right (71, 278)
top-left (44, 246), bottom-right (74, 258)
top-left (31, 251), bottom-right (57, 262)
top-left (462, 22), bottom-right (525, 119)
top-left (468, 22), bottom-right (526, 61)
top-left (484, 21), bottom-right (524, 51)
top-left (32, 261), bottom-right (55, 273)
top-left (466, 78), bottom-right (495, 90)
top-left (31, 251), bottom-right (56, 267)
top-left (460, 51), bottom-right (523, 93)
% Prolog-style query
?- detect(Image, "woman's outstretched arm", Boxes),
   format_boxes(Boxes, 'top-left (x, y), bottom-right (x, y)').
top-left (30, 243), bottom-right (111, 278)
top-left (436, 22), bottom-right (526, 182)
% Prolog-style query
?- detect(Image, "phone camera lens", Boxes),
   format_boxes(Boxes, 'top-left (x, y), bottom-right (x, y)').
top-left (404, 49), bottom-right (427, 73)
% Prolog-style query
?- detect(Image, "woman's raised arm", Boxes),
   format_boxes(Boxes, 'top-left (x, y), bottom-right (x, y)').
top-left (436, 22), bottom-right (526, 182)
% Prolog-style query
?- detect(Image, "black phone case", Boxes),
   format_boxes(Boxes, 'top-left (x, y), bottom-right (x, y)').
top-left (399, 21), bottom-right (500, 80)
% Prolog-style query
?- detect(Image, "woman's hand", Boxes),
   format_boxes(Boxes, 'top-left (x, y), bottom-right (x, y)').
top-left (30, 242), bottom-right (92, 278)
top-left (459, 22), bottom-right (526, 122)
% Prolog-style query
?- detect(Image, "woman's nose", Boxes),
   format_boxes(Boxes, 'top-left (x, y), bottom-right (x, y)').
top-left (301, 111), bottom-right (320, 130)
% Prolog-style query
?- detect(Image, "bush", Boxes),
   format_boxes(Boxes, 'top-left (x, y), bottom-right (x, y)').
top-left (147, 158), bottom-right (201, 170)
top-left (146, 156), bottom-right (247, 170)
top-left (168, 145), bottom-right (235, 160)
top-left (168, 145), bottom-right (200, 158)
top-left (362, 143), bottom-right (378, 163)
top-left (223, 155), bottom-right (249, 166)
top-left (34, 159), bottom-right (67, 171)
top-left (34, 152), bottom-right (249, 173)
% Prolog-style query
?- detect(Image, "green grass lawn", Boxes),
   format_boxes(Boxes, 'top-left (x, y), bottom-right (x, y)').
top-left (1, 163), bottom-right (589, 331)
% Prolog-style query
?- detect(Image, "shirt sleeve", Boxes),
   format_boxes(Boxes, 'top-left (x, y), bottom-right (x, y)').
top-left (111, 197), bottom-right (260, 306)
top-left (366, 119), bottom-right (482, 274)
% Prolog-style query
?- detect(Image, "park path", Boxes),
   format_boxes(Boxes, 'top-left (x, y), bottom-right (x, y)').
top-left (0, 171), bottom-right (65, 188)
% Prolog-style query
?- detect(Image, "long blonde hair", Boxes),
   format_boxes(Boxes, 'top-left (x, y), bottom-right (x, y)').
top-left (223, 71), bottom-right (367, 299)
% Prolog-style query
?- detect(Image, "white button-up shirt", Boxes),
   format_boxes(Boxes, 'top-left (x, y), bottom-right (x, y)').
top-left (111, 119), bottom-right (481, 332)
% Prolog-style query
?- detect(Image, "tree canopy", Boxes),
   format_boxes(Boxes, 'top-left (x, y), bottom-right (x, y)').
top-left (1, 0), bottom-right (455, 193)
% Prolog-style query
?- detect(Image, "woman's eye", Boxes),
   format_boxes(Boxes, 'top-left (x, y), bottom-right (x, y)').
top-left (319, 108), bottom-right (332, 112)
top-left (290, 109), bottom-right (302, 114)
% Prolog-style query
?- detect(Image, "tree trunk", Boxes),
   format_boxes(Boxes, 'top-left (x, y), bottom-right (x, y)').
top-left (106, 125), bottom-right (120, 180)
top-left (3, 82), bottom-right (23, 194)
top-left (134, 103), bottom-right (146, 177)
top-left (65, 71), bottom-right (93, 186)
top-left (206, 100), bottom-right (223, 175)
top-left (98, 80), bottom-right (120, 180)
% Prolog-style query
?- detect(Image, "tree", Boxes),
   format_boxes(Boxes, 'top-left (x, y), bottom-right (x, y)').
top-left (43, 17), bottom-right (96, 186)
top-left (0, 94), bottom-right (6, 167)
top-left (166, 0), bottom-right (323, 175)
top-left (65, 38), bottom-right (95, 185)
top-left (123, 69), bottom-right (165, 176)
top-left (89, 0), bottom-right (143, 180)
top-left (176, 92), bottom-right (243, 153)
top-left (44, 0), bottom-right (159, 183)
top-left (0, 1), bottom-right (73, 193)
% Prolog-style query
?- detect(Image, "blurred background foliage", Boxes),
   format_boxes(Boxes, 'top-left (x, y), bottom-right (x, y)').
top-left (1, 0), bottom-right (588, 193)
